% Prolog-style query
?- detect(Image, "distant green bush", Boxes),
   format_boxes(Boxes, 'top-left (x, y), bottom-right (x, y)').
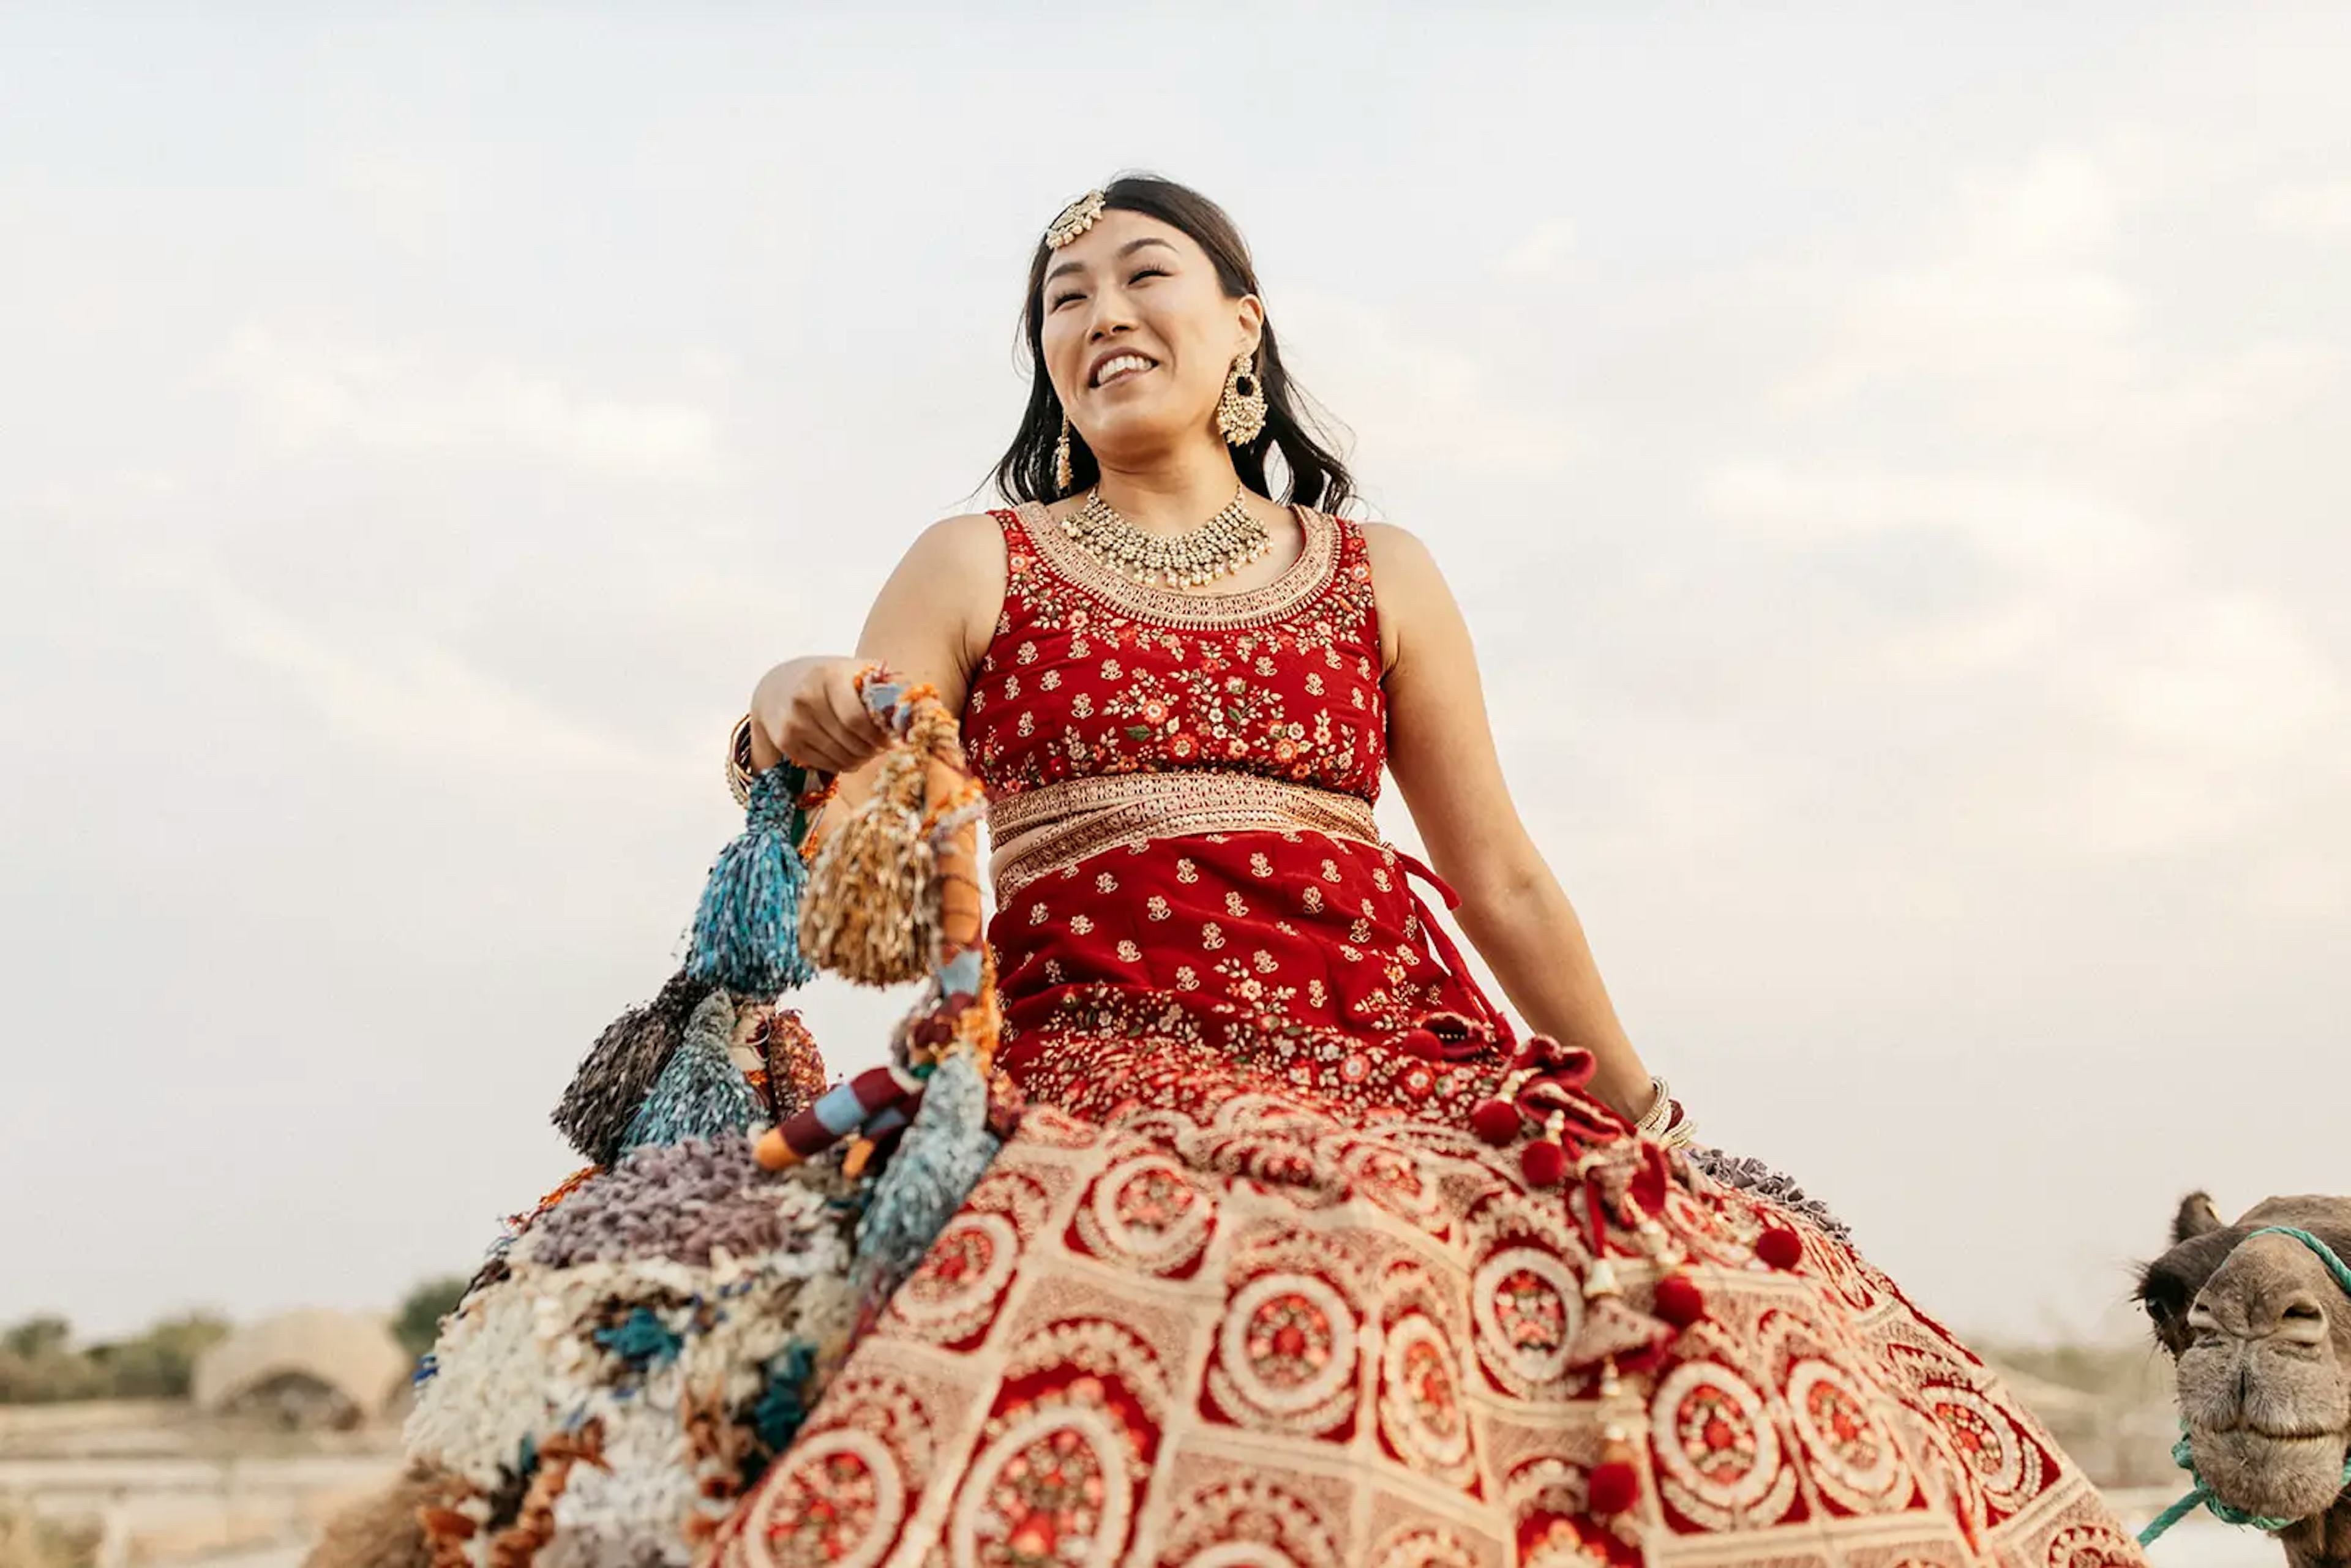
top-left (86, 1311), bottom-right (232, 1398)
top-left (0, 1340), bottom-right (109, 1403)
top-left (394, 1275), bottom-right (472, 1358)
top-left (0, 1311), bottom-right (229, 1404)
top-left (1, 1316), bottom-right (72, 1360)
top-left (1, 1273), bottom-right (470, 1404)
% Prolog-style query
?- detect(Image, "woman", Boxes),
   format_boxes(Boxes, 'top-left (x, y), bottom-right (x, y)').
top-left (717, 177), bottom-right (2139, 1567)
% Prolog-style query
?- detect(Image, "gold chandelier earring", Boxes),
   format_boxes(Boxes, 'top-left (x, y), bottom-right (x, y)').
top-left (1054, 411), bottom-right (1075, 495)
top-left (1216, 351), bottom-right (1269, 446)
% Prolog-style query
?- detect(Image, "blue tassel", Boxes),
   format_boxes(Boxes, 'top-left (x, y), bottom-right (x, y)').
top-left (853, 1052), bottom-right (1000, 1301)
top-left (593, 1307), bottom-right (684, 1369)
top-left (620, 992), bottom-right (763, 1153)
top-left (687, 765), bottom-right (815, 995)
top-left (750, 1340), bottom-right (819, 1454)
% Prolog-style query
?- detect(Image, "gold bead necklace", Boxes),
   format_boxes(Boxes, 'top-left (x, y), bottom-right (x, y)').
top-left (1060, 484), bottom-right (1271, 590)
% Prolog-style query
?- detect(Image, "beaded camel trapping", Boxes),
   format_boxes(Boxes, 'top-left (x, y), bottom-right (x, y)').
top-left (398, 669), bottom-right (1010, 1566)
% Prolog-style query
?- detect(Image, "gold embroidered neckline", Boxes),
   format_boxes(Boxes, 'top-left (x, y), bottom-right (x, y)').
top-left (1014, 498), bottom-right (1337, 629)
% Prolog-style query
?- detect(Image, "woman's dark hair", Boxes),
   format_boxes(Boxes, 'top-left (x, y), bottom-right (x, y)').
top-left (991, 173), bottom-right (1357, 515)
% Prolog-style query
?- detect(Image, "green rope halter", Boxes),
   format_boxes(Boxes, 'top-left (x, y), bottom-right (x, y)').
top-left (2138, 1225), bottom-right (2351, 1547)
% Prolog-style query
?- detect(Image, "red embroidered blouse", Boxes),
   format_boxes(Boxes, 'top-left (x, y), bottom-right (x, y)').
top-left (962, 500), bottom-right (1514, 1111)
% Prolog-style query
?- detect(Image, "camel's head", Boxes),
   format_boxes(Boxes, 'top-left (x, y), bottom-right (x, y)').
top-left (2139, 1193), bottom-right (2351, 1534)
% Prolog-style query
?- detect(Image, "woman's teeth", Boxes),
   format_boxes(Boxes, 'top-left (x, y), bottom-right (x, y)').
top-left (1095, 355), bottom-right (1153, 386)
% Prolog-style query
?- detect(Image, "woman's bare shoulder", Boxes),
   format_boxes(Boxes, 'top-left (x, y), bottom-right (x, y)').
top-left (1355, 519), bottom-right (1446, 594)
top-left (906, 508), bottom-right (1012, 560)
top-left (863, 510), bottom-right (1014, 675)
top-left (880, 509), bottom-right (1011, 592)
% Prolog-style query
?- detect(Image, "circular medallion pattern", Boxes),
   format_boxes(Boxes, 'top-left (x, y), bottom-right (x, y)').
top-left (1785, 1359), bottom-right (1907, 1510)
top-left (1377, 1312), bottom-right (1472, 1480)
top-left (1076, 1155), bottom-right (1213, 1274)
top-left (888, 1212), bottom-right (1019, 1342)
top-left (1158, 1477), bottom-right (1338, 1568)
top-left (746, 1428), bottom-right (906, 1568)
top-left (1923, 1384), bottom-right (2041, 1510)
top-left (950, 1401), bottom-right (1137, 1568)
top-left (1217, 1273), bottom-right (1359, 1417)
top-left (1471, 1247), bottom-right (1581, 1394)
top-left (1652, 1359), bottom-right (1787, 1517)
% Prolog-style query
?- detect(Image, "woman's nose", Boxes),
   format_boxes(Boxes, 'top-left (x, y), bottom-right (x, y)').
top-left (1086, 291), bottom-right (1137, 340)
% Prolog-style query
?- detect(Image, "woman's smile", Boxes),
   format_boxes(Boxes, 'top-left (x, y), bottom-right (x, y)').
top-left (1087, 350), bottom-right (1159, 390)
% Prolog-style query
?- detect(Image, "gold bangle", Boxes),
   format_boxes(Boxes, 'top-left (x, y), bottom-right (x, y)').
top-left (1635, 1073), bottom-right (1697, 1147)
top-left (726, 714), bottom-right (757, 808)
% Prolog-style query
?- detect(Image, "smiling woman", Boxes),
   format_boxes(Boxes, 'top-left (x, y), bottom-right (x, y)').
top-left (700, 174), bottom-right (2156, 1567)
top-left (991, 178), bottom-right (1351, 522)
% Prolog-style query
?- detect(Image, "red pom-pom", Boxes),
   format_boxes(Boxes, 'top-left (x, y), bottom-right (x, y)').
top-left (1757, 1225), bottom-right (1804, 1270)
top-left (1588, 1459), bottom-right (1640, 1515)
top-left (1520, 1138), bottom-right (1567, 1188)
top-left (1470, 1098), bottom-right (1524, 1146)
top-left (1652, 1272), bottom-right (1707, 1327)
top-left (1398, 1027), bottom-right (1446, 1062)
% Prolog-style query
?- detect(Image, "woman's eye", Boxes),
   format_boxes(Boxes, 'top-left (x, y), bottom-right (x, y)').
top-left (1049, 267), bottom-right (1164, 310)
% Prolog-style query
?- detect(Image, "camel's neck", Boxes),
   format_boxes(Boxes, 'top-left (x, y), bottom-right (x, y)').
top-left (2281, 1493), bottom-right (2351, 1568)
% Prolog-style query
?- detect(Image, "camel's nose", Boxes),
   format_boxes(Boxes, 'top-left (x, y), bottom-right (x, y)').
top-left (2253, 1289), bottom-right (2330, 1345)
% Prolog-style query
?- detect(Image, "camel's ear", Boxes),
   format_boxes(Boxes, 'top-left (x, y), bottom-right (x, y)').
top-left (2172, 1191), bottom-right (2224, 1245)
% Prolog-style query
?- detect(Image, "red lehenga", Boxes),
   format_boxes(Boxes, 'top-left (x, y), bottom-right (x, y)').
top-left (716, 503), bottom-right (2139, 1567)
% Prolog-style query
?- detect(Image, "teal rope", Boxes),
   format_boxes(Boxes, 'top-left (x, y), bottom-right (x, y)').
top-left (2137, 1226), bottom-right (2351, 1547)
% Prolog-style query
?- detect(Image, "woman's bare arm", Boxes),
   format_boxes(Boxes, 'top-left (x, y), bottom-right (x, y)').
top-left (746, 512), bottom-right (1006, 812)
top-left (1365, 521), bottom-right (1655, 1121)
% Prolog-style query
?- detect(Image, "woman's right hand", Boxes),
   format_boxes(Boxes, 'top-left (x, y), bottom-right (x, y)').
top-left (747, 655), bottom-right (893, 778)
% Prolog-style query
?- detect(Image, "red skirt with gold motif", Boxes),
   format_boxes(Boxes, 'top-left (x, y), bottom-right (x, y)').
top-left (715, 805), bottom-right (2140, 1568)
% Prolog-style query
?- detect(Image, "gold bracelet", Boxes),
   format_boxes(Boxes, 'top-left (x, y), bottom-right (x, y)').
top-left (1636, 1073), bottom-right (1698, 1149)
top-left (1635, 1075), bottom-right (1673, 1133)
top-left (726, 714), bottom-right (757, 808)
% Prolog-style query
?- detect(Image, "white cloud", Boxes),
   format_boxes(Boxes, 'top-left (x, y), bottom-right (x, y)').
top-left (1278, 288), bottom-right (1586, 477)
top-left (1704, 459), bottom-right (2347, 854)
top-left (1495, 217), bottom-right (1576, 278)
top-left (2260, 177), bottom-right (2351, 236)
top-left (1703, 465), bottom-right (2172, 582)
top-left (1776, 149), bottom-right (2151, 418)
top-left (161, 550), bottom-right (670, 781)
top-left (207, 326), bottom-right (729, 482)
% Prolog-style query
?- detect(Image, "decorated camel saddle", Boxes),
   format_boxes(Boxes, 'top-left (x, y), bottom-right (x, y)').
top-left (314, 668), bottom-right (2147, 1568)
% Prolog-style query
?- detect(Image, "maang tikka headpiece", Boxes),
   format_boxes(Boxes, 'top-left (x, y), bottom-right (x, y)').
top-left (1045, 189), bottom-right (1107, 249)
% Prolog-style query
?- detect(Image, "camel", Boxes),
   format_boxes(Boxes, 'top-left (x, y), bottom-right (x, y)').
top-left (2139, 1192), bottom-right (2351, 1567)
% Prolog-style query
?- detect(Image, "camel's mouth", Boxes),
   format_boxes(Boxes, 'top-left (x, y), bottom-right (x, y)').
top-left (2188, 1426), bottom-right (2351, 1521)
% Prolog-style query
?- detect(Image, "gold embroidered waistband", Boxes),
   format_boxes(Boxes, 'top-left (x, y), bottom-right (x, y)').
top-left (988, 771), bottom-right (1382, 901)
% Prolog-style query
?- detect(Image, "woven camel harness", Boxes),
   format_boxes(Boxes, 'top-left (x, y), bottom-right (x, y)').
top-left (2138, 1226), bottom-right (2351, 1547)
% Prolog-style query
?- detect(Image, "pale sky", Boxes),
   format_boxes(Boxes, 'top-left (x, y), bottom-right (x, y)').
top-left (4, 6), bottom-right (2345, 1345)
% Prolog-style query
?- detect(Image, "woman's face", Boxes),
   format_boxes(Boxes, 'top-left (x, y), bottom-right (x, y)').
top-left (1038, 209), bottom-right (1262, 466)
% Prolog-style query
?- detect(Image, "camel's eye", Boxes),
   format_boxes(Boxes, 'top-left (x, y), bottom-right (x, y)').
top-left (2140, 1281), bottom-right (2187, 1328)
